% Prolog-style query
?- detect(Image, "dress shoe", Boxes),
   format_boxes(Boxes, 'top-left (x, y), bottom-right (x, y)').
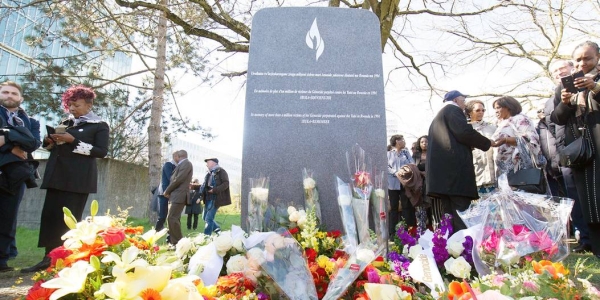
top-left (0, 265), bottom-right (14, 273)
top-left (572, 243), bottom-right (592, 253)
top-left (21, 256), bottom-right (51, 273)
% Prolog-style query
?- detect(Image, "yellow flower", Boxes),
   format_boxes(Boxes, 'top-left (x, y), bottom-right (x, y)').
top-left (316, 255), bottom-right (329, 268)
top-left (196, 280), bottom-right (217, 297)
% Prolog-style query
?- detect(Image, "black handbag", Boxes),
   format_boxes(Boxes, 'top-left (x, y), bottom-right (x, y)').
top-left (507, 135), bottom-right (547, 194)
top-left (507, 167), bottom-right (546, 194)
top-left (559, 124), bottom-right (594, 169)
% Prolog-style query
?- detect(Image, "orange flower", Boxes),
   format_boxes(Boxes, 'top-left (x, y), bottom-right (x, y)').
top-left (26, 286), bottom-right (56, 300)
top-left (532, 260), bottom-right (569, 279)
top-left (64, 239), bottom-right (107, 266)
top-left (140, 288), bottom-right (162, 300)
top-left (447, 281), bottom-right (471, 299)
top-left (125, 226), bottom-right (145, 234)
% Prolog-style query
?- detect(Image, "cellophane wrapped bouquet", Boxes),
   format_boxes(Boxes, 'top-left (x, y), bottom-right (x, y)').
top-left (247, 176), bottom-right (269, 232)
top-left (346, 143), bottom-right (373, 245)
top-left (458, 174), bottom-right (574, 275)
top-left (244, 229), bottom-right (319, 300)
top-left (371, 171), bottom-right (389, 256)
top-left (303, 168), bottom-right (322, 223)
top-left (335, 176), bottom-right (359, 254)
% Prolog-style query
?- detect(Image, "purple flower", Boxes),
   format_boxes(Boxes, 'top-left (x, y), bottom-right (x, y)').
top-left (388, 251), bottom-right (402, 262)
top-left (461, 236), bottom-right (474, 264)
top-left (258, 292), bottom-right (269, 300)
top-left (432, 231), bottom-right (449, 266)
top-left (397, 228), bottom-right (417, 247)
top-left (439, 213), bottom-right (454, 236)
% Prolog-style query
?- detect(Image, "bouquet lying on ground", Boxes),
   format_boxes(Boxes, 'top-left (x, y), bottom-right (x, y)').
top-left (458, 174), bottom-right (574, 275)
top-left (445, 259), bottom-right (600, 300)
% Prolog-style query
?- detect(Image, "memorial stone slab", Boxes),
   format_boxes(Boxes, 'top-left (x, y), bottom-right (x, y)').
top-left (242, 7), bottom-right (387, 232)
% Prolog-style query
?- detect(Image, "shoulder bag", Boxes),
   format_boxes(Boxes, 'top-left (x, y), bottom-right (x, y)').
top-left (559, 108), bottom-right (595, 169)
top-left (507, 135), bottom-right (547, 194)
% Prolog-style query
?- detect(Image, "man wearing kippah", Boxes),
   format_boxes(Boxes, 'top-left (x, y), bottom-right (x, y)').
top-left (201, 158), bottom-right (231, 235)
top-left (426, 90), bottom-right (498, 230)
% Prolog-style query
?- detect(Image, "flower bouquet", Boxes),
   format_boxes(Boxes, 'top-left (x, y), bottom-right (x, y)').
top-left (26, 200), bottom-right (203, 300)
top-left (244, 229), bottom-right (319, 300)
top-left (335, 176), bottom-right (359, 254)
top-left (445, 259), bottom-right (600, 300)
top-left (303, 168), bottom-right (322, 222)
top-left (346, 143), bottom-right (373, 245)
top-left (322, 242), bottom-right (383, 300)
top-left (247, 176), bottom-right (270, 232)
top-left (372, 170), bottom-right (389, 256)
top-left (458, 174), bottom-right (574, 275)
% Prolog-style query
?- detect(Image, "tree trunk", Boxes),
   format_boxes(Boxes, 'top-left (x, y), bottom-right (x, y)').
top-left (147, 0), bottom-right (168, 224)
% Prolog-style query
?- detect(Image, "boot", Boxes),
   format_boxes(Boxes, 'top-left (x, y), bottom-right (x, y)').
top-left (21, 256), bottom-right (51, 273)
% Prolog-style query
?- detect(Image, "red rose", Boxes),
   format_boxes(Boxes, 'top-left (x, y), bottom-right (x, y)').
top-left (48, 246), bottom-right (73, 267)
top-left (101, 227), bottom-right (126, 246)
top-left (305, 248), bottom-right (318, 262)
top-left (327, 230), bottom-right (341, 238)
top-left (289, 227), bottom-right (299, 235)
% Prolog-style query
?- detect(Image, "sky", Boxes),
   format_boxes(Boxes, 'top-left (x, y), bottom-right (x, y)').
top-left (129, 1), bottom-right (589, 157)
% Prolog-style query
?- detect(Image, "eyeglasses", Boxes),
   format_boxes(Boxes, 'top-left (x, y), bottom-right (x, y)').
top-left (474, 109), bottom-right (486, 112)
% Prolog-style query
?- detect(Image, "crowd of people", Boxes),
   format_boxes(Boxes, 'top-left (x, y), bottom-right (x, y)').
top-left (2, 40), bottom-right (599, 275)
top-left (388, 41), bottom-right (600, 259)
top-left (0, 82), bottom-right (232, 273)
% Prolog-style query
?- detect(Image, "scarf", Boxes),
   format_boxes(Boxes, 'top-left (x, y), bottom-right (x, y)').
top-left (573, 66), bottom-right (600, 117)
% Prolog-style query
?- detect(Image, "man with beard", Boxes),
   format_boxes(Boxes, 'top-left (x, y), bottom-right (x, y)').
top-left (0, 81), bottom-right (40, 272)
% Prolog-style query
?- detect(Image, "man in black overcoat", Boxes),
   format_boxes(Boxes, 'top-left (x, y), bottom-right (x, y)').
top-left (426, 90), bottom-right (495, 230)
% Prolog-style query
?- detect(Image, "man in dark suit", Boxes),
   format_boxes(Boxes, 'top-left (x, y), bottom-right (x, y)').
top-left (155, 152), bottom-right (177, 231)
top-left (164, 150), bottom-right (193, 246)
top-left (426, 90), bottom-right (495, 231)
top-left (0, 81), bottom-right (40, 272)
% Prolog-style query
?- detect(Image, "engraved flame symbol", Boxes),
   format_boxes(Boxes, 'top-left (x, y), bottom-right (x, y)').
top-left (305, 18), bottom-right (324, 61)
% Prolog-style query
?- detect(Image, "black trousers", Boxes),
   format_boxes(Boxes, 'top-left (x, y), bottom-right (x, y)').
top-left (0, 184), bottom-right (25, 265)
top-left (438, 194), bottom-right (472, 231)
top-left (39, 189), bottom-right (88, 253)
top-left (388, 189), bottom-right (415, 235)
top-left (187, 213), bottom-right (199, 230)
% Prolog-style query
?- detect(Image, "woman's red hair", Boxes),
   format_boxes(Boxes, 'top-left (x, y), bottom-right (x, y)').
top-left (61, 85), bottom-right (96, 112)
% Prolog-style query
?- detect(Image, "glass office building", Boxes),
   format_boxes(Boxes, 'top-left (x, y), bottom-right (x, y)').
top-left (0, 1), bottom-right (132, 158)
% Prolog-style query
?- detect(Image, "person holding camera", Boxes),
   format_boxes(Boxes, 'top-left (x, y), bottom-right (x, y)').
top-left (22, 85), bottom-right (109, 273)
top-left (551, 41), bottom-right (600, 258)
top-left (201, 158), bottom-right (231, 235)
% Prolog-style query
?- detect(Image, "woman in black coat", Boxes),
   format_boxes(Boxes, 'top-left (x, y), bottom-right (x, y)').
top-left (22, 85), bottom-right (109, 272)
top-left (551, 41), bottom-right (600, 258)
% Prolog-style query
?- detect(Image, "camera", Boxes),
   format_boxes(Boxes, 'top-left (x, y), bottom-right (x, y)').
top-left (561, 70), bottom-right (585, 93)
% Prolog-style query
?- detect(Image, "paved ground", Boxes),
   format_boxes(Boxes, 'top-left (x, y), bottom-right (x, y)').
top-left (0, 270), bottom-right (34, 300)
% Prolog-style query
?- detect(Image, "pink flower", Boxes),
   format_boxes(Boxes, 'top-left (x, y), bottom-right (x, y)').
top-left (482, 231), bottom-right (500, 253)
top-left (522, 280), bottom-right (539, 292)
top-left (529, 231), bottom-right (553, 252)
top-left (512, 225), bottom-right (529, 235)
top-left (101, 227), bottom-right (126, 246)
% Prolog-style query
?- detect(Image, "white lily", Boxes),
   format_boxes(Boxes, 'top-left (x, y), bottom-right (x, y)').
top-left (141, 228), bottom-right (168, 245)
top-left (41, 260), bottom-right (95, 300)
top-left (61, 221), bottom-right (103, 249)
top-left (99, 265), bottom-right (172, 300)
top-left (102, 246), bottom-right (148, 277)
